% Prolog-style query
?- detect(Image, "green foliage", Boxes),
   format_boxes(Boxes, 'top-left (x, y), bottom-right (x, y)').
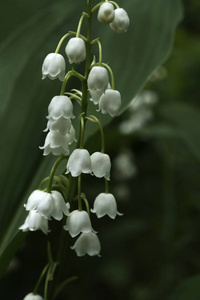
top-left (166, 274), bottom-right (200, 300)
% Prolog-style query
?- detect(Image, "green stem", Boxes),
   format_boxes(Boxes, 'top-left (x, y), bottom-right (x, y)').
top-left (78, 175), bottom-right (82, 211)
top-left (53, 276), bottom-right (79, 298)
top-left (33, 264), bottom-right (50, 295)
top-left (78, 113), bottom-right (85, 149)
top-left (91, 38), bottom-right (102, 65)
top-left (86, 115), bottom-right (105, 152)
top-left (109, 1), bottom-right (120, 9)
top-left (60, 70), bottom-right (85, 96)
top-left (39, 177), bottom-right (49, 190)
top-left (77, 12), bottom-right (89, 37)
top-left (65, 92), bottom-right (82, 105)
top-left (81, 193), bottom-right (90, 215)
top-left (46, 155), bottom-right (67, 193)
top-left (47, 2), bottom-right (93, 299)
top-left (102, 62), bottom-right (115, 90)
top-left (105, 179), bottom-right (109, 193)
top-left (55, 33), bottom-right (72, 53)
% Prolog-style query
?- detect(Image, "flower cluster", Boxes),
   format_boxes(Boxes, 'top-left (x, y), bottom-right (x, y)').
top-left (97, 3), bottom-right (130, 34)
top-left (19, 189), bottom-right (70, 234)
top-left (20, 1), bottom-right (129, 297)
top-left (64, 148), bottom-right (122, 256)
top-left (40, 95), bottom-right (76, 156)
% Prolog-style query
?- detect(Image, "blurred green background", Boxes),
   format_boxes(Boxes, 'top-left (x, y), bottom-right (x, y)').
top-left (1, 0), bottom-right (200, 299)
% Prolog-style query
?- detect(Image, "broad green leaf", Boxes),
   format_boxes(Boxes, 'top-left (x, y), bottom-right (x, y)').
top-left (166, 274), bottom-right (200, 300)
top-left (0, 0), bottom-right (183, 276)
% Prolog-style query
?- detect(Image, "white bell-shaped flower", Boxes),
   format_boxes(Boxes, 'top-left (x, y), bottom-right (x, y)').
top-left (23, 293), bottom-right (44, 300)
top-left (40, 131), bottom-right (70, 156)
top-left (99, 89), bottom-right (121, 117)
top-left (97, 2), bottom-right (115, 24)
top-left (42, 53), bottom-right (66, 81)
top-left (110, 8), bottom-right (130, 33)
top-left (64, 210), bottom-right (95, 237)
top-left (45, 117), bottom-right (71, 135)
top-left (89, 82), bottom-right (110, 105)
top-left (71, 232), bottom-right (101, 257)
top-left (89, 89), bottom-right (104, 105)
top-left (48, 96), bottom-right (74, 120)
top-left (66, 149), bottom-right (92, 177)
top-left (25, 190), bottom-right (70, 221)
top-left (66, 125), bottom-right (76, 145)
top-left (19, 210), bottom-right (49, 235)
top-left (91, 152), bottom-right (111, 180)
top-left (65, 37), bottom-right (86, 64)
top-left (91, 193), bottom-right (123, 219)
top-left (87, 66), bottom-right (109, 92)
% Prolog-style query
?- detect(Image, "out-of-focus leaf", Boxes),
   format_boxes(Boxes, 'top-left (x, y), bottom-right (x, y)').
top-left (0, 231), bottom-right (28, 278)
top-left (166, 274), bottom-right (200, 300)
top-left (0, 0), bottom-right (183, 274)
top-left (158, 102), bottom-right (200, 161)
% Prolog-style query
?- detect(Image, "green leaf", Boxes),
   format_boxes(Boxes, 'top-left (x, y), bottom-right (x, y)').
top-left (166, 274), bottom-right (200, 300)
top-left (0, 0), bottom-right (183, 275)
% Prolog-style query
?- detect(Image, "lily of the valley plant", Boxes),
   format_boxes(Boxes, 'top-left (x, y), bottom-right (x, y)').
top-left (19, 1), bottom-right (129, 299)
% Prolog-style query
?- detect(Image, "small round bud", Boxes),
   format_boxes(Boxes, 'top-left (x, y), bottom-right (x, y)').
top-left (110, 8), bottom-right (130, 33)
top-left (65, 37), bottom-right (86, 64)
top-left (97, 3), bottom-right (115, 24)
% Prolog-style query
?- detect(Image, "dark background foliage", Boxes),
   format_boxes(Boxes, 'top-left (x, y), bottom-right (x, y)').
top-left (1, 0), bottom-right (200, 299)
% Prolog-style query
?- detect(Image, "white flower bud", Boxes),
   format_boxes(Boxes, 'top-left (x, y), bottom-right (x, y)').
top-left (71, 232), bottom-right (101, 257)
top-left (65, 37), bottom-right (86, 64)
top-left (91, 193), bottom-right (123, 219)
top-left (91, 152), bottom-right (111, 180)
top-left (44, 117), bottom-right (71, 135)
top-left (64, 210), bottom-right (95, 237)
top-left (40, 131), bottom-right (70, 156)
top-left (23, 293), bottom-right (44, 300)
top-left (99, 89), bottom-right (121, 117)
top-left (66, 149), bottom-right (92, 177)
top-left (110, 8), bottom-right (130, 33)
top-left (48, 96), bottom-right (75, 120)
top-left (42, 53), bottom-right (66, 81)
top-left (97, 3), bottom-right (115, 24)
top-left (87, 66), bottom-right (109, 92)
top-left (19, 211), bottom-right (49, 235)
top-left (24, 190), bottom-right (70, 221)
